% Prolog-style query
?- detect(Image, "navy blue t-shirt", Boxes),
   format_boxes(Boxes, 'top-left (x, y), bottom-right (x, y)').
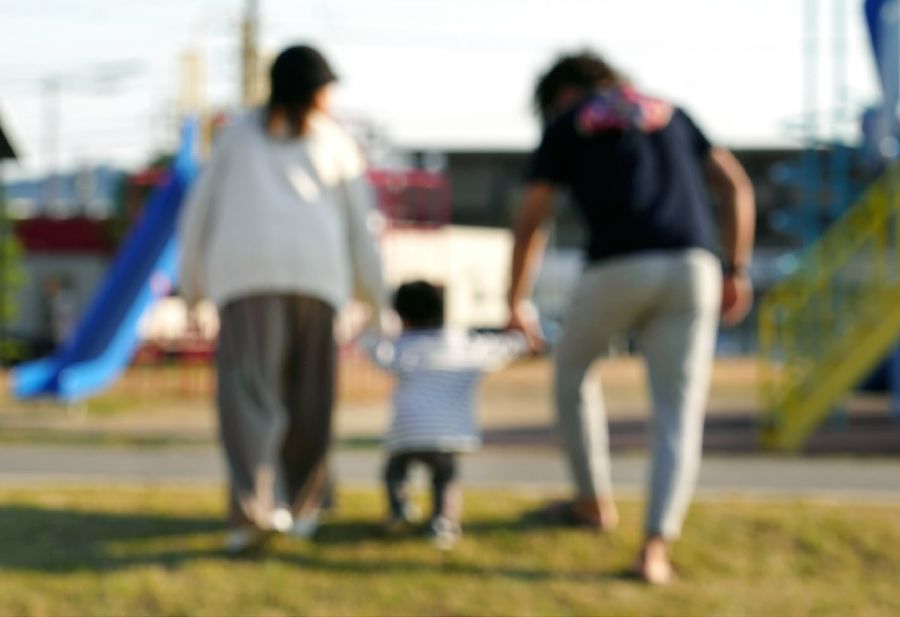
top-left (526, 94), bottom-right (717, 263)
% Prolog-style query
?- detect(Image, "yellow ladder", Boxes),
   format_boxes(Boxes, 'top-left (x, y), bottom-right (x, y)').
top-left (758, 164), bottom-right (900, 450)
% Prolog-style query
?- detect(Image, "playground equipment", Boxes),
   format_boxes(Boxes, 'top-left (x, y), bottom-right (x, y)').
top-left (759, 0), bottom-right (900, 449)
top-left (10, 121), bottom-right (199, 402)
top-left (759, 163), bottom-right (900, 449)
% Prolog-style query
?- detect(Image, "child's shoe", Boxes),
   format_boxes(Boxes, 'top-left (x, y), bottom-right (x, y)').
top-left (288, 510), bottom-right (321, 540)
top-left (383, 502), bottom-right (419, 536)
top-left (427, 516), bottom-right (461, 550)
top-left (224, 507), bottom-right (292, 555)
top-left (224, 526), bottom-right (272, 555)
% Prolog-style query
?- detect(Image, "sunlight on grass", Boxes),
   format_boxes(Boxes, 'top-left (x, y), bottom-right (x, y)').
top-left (0, 486), bottom-right (898, 616)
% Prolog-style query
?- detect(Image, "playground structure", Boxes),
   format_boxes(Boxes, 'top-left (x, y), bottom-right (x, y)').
top-left (759, 163), bottom-right (900, 449)
top-left (759, 0), bottom-right (900, 449)
top-left (9, 122), bottom-right (200, 402)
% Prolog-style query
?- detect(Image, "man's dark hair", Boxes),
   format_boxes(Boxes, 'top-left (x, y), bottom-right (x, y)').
top-left (393, 280), bottom-right (444, 329)
top-left (534, 51), bottom-right (623, 125)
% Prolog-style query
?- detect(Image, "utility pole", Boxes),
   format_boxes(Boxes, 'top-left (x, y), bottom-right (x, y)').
top-left (42, 76), bottom-right (62, 212)
top-left (240, 0), bottom-right (260, 108)
top-left (178, 49), bottom-right (209, 154)
top-left (179, 50), bottom-right (205, 117)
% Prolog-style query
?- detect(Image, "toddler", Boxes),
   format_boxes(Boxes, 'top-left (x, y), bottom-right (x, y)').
top-left (362, 280), bottom-right (527, 549)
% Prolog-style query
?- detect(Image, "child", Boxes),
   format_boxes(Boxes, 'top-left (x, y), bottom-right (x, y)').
top-left (362, 280), bottom-right (528, 549)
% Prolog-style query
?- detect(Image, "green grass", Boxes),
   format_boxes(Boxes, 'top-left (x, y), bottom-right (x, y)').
top-left (0, 487), bottom-right (899, 616)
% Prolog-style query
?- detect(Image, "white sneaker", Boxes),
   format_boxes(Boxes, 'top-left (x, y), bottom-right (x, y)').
top-left (270, 507), bottom-right (293, 533)
top-left (288, 511), bottom-right (320, 539)
top-left (224, 527), bottom-right (271, 555)
top-left (428, 517), bottom-right (461, 550)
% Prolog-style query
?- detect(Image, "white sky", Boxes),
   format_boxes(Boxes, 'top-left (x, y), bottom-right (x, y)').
top-left (0, 0), bottom-right (885, 175)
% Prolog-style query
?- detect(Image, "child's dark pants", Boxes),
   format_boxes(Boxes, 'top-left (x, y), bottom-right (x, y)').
top-left (384, 451), bottom-right (458, 521)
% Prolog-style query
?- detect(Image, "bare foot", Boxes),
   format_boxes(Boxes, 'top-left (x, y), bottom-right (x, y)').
top-left (634, 536), bottom-right (673, 585)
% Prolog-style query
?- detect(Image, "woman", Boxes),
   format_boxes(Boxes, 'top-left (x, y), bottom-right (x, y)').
top-left (507, 52), bottom-right (755, 584)
top-left (178, 45), bottom-right (387, 553)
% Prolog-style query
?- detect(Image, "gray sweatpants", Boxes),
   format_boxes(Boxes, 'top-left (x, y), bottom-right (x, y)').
top-left (554, 249), bottom-right (721, 540)
top-left (216, 294), bottom-right (336, 529)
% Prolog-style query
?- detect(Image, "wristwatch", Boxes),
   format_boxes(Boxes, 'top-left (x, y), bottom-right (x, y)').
top-left (723, 262), bottom-right (749, 277)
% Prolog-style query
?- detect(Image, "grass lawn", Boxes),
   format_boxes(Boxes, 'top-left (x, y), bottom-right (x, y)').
top-left (0, 487), bottom-right (898, 616)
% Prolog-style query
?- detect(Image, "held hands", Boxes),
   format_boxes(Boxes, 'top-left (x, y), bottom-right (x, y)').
top-left (721, 272), bottom-right (753, 326)
top-left (371, 306), bottom-right (402, 338)
top-left (345, 306), bottom-right (401, 346)
top-left (506, 299), bottom-right (544, 353)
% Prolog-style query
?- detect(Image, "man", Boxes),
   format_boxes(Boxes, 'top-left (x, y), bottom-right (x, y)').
top-left (507, 52), bottom-right (755, 584)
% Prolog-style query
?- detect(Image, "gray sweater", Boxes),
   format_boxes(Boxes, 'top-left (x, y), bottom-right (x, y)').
top-left (178, 110), bottom-right (386, 312)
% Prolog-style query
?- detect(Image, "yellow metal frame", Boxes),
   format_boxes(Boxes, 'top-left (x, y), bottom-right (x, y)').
top-left (758, 164), bottom-right (900, 450)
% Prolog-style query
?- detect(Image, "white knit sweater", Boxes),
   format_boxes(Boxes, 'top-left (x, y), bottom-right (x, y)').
top-left (177, 110), bottom-right (386, 313)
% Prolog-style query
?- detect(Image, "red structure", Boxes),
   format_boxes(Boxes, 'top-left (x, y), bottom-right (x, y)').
top-left (368, 169), bottom-right (451, 229)
top-left (15, 216), bottom-right (115, 256)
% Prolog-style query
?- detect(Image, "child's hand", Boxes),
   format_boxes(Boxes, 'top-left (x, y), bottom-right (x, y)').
top-left (369, 307), bottom-right (402, 338)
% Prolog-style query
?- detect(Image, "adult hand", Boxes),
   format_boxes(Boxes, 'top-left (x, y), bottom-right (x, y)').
top-left (506, 300), bottom-right (544, 353)
top-left (721, 272), bottom-right (753, 326)
top-left (373, 307), bottom-right (402, 338)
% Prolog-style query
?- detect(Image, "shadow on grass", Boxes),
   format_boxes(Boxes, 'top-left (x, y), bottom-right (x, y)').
top-left (0, 505), bottom-right (221, 572)
top-left (272, 550), bottom-right (610, 584)
top-left (309, 513), bottom-right (555, 547)
top-left (0, 505), bottom-right (630, 583)
top-left (253, 517), bottom-right (620, 583)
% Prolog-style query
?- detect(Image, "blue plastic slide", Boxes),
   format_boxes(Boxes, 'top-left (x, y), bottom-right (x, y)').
top-left (865, 0), bottom-right (899, 108)
top-left (11, 121), bottom-right (199, 402)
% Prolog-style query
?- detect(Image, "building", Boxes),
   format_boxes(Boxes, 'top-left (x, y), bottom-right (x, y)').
top-left (3, 165), bottom-right (125, 219)
top-left (437, 147), bottom-right (805, 247)
top-left (11, 216), bottom-right (115, 352)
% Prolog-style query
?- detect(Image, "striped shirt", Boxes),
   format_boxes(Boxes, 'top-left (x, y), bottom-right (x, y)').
top-left (362, 328), bottom-right (527, 453)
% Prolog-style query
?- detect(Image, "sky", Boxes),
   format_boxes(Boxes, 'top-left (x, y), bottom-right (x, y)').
top-left (0, 0), bottom-right (886, 176)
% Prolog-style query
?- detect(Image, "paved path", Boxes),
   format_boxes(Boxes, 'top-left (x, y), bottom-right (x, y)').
top-left (4, 410), bottom-right (900, 454)
top-left (2, 444), bottom-right (899, 502)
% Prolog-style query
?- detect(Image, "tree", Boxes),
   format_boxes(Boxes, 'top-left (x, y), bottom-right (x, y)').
top-left (0, 177), bottom-right (26, 363)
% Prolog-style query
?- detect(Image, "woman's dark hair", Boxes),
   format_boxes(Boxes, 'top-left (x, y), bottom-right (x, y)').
top-left (268, 45), bottom-right (337, 134)
top-left (393, 280), bottom-right (444, 329)
top-left (534, 51), bottom-right (623, 124)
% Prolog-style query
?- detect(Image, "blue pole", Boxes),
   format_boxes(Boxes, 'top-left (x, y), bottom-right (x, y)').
top-left (865, 0), bottom-right (900, 159)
